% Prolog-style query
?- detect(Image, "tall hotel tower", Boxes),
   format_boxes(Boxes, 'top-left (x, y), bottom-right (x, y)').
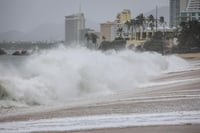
top-left (170, 0), bottom-right (200, 28)
top-left (180, 0), bottom-right (200, 22)
top-left (65, 13), bottom-right (85, 44)
top-left (187, 0), bottom-right (200, 10)
top-left (169, 0), bottom-right (180, 28)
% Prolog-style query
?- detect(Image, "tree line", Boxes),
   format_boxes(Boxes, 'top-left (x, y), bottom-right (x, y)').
top-left (82, 13), bottom-right (200, 53)
top-left (177, 20), bottom-right (200, 51)
top-left (118, 13), bottom-right (166, 40)
top-left (97, 13), bottom-right (166, 51)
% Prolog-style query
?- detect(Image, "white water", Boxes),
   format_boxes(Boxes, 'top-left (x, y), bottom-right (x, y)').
top-left (1, 111), bottom-right (200, 132)
top-left (0, 45), bottom-right (189, 106)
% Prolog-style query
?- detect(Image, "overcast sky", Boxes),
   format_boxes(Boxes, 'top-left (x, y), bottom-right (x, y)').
top-left (0, 0), bottom-right (169, 33)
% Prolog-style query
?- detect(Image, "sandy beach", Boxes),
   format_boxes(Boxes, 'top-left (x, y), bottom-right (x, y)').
top-left (178, 53), bottom-right (200, 59)
top-left (0, 56), bottom-right (200, 132)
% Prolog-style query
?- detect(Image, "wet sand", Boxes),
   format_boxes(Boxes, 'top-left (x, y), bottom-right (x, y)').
top-left (54, 125), bottom-right (200, 133)
top-left (178, 52), bottom-right (200, 59)
top-left (0, 59), bottom-right (200, 132)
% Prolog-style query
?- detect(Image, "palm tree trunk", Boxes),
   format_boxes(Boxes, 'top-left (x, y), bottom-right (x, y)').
top-left (140, 28), bottom-right (143, 40)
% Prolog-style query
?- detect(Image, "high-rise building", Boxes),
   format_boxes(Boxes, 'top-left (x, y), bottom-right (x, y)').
top-left (180, 0), bottom-right (200, 22)
top-left (169, 0), bottom-right (180, 28)
top-left (65, 13), bottom-right (85, 44)
top-left (100, 21), bottom-right (117, 42)
top-left (180, 0), bottom-right (189, 11)
top-left (116, 9), bottom-right (131, 23)
top-left (187, 0), bottom-right (200, 10)
top-left (170, 0), bottom-right (200, 27)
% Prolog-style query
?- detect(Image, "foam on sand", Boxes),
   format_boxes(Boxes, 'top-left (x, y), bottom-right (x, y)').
top-left (0, 111), bottom-right (200, 132)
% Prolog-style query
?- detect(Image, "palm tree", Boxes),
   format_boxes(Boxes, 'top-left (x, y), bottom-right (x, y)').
top-left (130, 19), bottom-right (136, 40)
top-left (159, 16), bottom-right (167, 55)
top-left (102, 36), bottom-right (106, 42)
top-left (90, 33), bottom-right (98, 46)
top-left (84, 33), bottom-right (98, 49)
top-left (117, 27), bottom-right (123, 39)
top-left (124, 20), bottom-right (131, 39)
top-left (159, 16), bottom-right (164, 25)
top-left (136, 14), bottom-right (146, 40)
top-left (85, 33), bottom-right (90, 44)
top-left (159, 16), bottom-right (166, 37)
top-left (148, 14), bottom-right (155, 31)
top-left (147, 14), bottom-right (155, 38)
top-left (135, 19), bottom-right (140, 40)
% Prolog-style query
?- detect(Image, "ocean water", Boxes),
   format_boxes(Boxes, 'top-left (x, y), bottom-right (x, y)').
top-left (0, 45), bottom-right (189, 107)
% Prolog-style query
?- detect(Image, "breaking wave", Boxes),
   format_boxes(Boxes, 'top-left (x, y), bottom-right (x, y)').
top-left (0, 45), bottom-right (189, 107)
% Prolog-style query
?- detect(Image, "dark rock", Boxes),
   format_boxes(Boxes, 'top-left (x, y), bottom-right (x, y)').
top-left (0, 48), bottom-right (7, 55)
top-left (12, 50), bottom-right (29, 56)
top-left (12, 51), bottom-right (21, 55)
top-left (21, 50), bottom-right (28, 55)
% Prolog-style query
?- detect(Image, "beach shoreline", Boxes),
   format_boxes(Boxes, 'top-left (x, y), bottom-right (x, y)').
top-left (0, 58), bottom-right (200, 132)
top-left (57, 124), bottom-right (200, 133)
top-left (178, 52), bottom-right (200, 59)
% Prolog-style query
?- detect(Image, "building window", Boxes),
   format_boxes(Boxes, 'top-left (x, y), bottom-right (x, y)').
top-left (192, 13), bottom-right (196, 16)
top-left (181, 13), bottom-right (187, 17)
top-left (192, 17), bottom-right (196, 21)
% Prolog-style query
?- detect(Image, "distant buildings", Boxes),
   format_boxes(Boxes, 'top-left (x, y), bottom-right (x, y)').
top-left (65, 13), bottom-right (85, 44)
top-left (180, 0), bottom-right (200, 22)
top-left (187, 0), bottom-right (200, 10)
top-left (99, 9), bottom-right (132, 43)
top-left (170, 0), bottom-right (200, 28)
top-left (100, 21), bottom-right (117, 42)
top-left (116, 9), bottom-right (131, 23)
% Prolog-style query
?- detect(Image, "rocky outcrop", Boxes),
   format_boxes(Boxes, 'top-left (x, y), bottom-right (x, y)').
top-left (12, 50), bottom-right (29, 56)
top-left (0, 48), bottom-right (7, 55)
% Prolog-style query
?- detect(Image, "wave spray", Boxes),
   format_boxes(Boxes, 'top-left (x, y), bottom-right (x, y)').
top-left (0, 45), bottom-right (188, 106)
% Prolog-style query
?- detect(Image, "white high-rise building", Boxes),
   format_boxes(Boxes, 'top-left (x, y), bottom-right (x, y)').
top-left (180, 0), bottom-right (200, 22)
top-left (170, 0), bottom-right (200, 27)
top-left (65, 13), bottom-right (85, 44)
top-left (187, 0), bottom-right (200, 10)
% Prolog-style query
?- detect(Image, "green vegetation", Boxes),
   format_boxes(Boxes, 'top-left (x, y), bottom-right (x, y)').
top-left (100, 14), bottom-right (166, 51)
top-left (123, 14), bottom-right (156, 40)
top-left (143, 20), bottom-right (200, 54)
top-left (148, 14), bottom-right (155, 31)
top-left (178, 20), bottom-right (200, 49)
top-left (85, 33), bottom-right (98, 45)
top-left (99, 39), bottom-right (126, 51)
top-left (170, 20), bottom-right (200, 53)
top-left (142, 16), bottom-right (167, 54)
top-left (143, 31), bottom-right (165, 54)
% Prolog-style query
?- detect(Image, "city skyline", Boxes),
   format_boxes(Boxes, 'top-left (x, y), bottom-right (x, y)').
top-left (0, 0), bottom-right (168, 33)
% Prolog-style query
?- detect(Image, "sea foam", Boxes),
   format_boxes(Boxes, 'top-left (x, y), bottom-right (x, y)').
top-left (0, 45), bottom-right (189, 106)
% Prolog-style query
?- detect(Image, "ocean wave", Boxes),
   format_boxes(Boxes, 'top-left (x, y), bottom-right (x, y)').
top-left (0, 45), bottom-right (189, 107)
